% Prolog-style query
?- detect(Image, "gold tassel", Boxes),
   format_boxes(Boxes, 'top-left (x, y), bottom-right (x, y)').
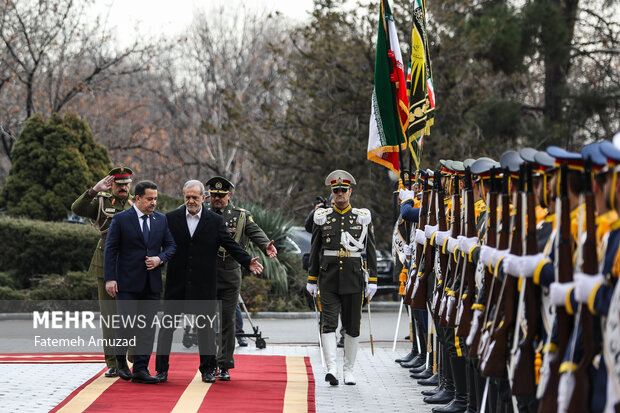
top-left (399, 282), bottom-right (405, 295)
top-left (399, 267), bottom-right (408, 283)
top-left (535, 353), bottom-right (542, 384)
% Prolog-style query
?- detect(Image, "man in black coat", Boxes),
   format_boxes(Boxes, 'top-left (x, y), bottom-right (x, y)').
top-left (155, 180), bottom-right (263, 383)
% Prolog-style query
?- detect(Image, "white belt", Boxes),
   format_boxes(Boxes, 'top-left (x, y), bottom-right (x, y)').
top-left (324, 249), bottom-right (361, 258)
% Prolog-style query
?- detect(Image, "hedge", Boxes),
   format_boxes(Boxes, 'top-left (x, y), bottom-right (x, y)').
top-left (0, 216), bottom-right (99, 287)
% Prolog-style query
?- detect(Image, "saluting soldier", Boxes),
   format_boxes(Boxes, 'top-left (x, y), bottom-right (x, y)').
top-left (204, 176), bottom-right (277, 381)
top-left (306, 170), bottom-right (377, 386)
top-left (71, 167), bottom-right (134, 378)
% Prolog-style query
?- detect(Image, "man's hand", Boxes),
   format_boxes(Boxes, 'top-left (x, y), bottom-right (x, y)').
top-left (365, 283), bottom-right (377, 301)
top-left (249, 257), bottom-right (264, 275)
top-left (93, 175), bottom-right (114, 192)
top-left (105, 280), bottom-right (118, 297)
top-left (306, 283), bottom-right (317, 296)
top-left (145, 256), bottom-right (162, 270)
top-left (266, 240), bottom-right (277, 258)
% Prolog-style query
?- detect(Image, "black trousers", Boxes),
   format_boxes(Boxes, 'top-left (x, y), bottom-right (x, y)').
top-left (320, 291), bottom-right (364, 337)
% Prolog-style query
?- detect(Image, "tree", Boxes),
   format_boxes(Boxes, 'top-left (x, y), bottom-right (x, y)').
top-left (0, 113), bottom-right (111, 221)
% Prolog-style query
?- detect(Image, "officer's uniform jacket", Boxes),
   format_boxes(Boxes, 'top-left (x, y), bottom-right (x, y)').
top-left (307, 205), bottom-right (377, 295)
top-left (205, 202), bottom-right (270, 290)
top-left (71, 189), bottom-right (134, 279)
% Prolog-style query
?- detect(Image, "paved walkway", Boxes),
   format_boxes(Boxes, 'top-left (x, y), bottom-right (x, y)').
top-left (0, 310), bottom-right (435, 413)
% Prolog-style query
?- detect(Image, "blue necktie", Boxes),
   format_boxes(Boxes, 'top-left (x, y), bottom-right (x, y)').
top-left (142, 215), bottom-right (150, 244)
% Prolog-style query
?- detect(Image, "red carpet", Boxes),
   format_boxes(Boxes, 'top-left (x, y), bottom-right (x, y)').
top-left (47, 354), bottom-right (315, 413)
top-left (0, 352), bottom-right (105, 363)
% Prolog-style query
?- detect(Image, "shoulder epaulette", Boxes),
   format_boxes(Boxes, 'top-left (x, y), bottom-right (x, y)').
top-left (314, 208), bottom-right (333, 225)
top-left (352, 208), bottom-right (371, 225)
top-left (97, 192), bottom-right (112, 198)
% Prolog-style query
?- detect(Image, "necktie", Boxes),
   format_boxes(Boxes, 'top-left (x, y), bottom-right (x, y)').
top-left (142, 215), bottom-right (150, 244)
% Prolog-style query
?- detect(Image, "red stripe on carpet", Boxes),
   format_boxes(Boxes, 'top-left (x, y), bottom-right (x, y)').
top-left (305, 357), bottom-right (316, 413)
top-left (0, 352), bottom-right (105, 363)
top-left (196, 354), bottom-right (287, 412)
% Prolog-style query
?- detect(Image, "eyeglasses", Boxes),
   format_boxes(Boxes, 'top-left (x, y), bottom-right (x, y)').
top-left (332, 188), bottom-right (349, 194)
top-left (210, 192), bottom-right (229, 198)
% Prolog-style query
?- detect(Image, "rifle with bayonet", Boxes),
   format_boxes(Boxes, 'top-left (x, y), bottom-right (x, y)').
top-left (469, 168), bottom-right (499, 357)
top-left (456, 167), bottom-right (476, 336)
top-left (431, 171), bottom-right (449, 318)
top-left (538, 163), bottom-right (573, 413)
top-left (412, 175), bottom-right (437, 309)
top-left (567, 160), bottom-right (595, 413)
top-left (405, 174), bottom-right (429, 306)
top-left (511, 164), bottom-right (540, 396)
top-left (481, 165), bottom-right (524, 377)
top-left (441, 174), bottom-right (462, 327)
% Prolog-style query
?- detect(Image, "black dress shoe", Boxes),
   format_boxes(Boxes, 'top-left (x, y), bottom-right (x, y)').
top-left (431, 398), bottom-right (468, 413)
top-left (418, 373), bottom-right (439, 386)
top-left (202, 371), bottom-right (216, 383)
top-left (131, 370), bottom-right (160, 384)
top-left (155, 371), bottom-right (168, 383)
top-left (117, 360), bottom-right (132, 381)
top-left (325, 373), bottom-right (339, 386)
top-left (409, 363), bottom-right (428, 374)
top-left (422, 384), bottom-right (443, 396)
top-left (423, 389), bottom-right (455, 404)
top-left (104, 368), bottom-right (117, 378)
top-left (237, 337), bottom-right (248, 347)
top-left (395, 350), bottom-right (417, 363)
top-left (400, 353), bottom-right (425, 368)
top-left (404, 335), bottom-right (411, 340)
top-left (411, 368), bottom-right (433, 380)
top-left (337, 336), bottom-right (344, 348)
top-left (218, 369), bottom-right (230, 381)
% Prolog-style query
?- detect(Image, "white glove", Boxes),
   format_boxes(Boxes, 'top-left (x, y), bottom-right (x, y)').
top-left (447, 237), bottom-right (458, 254)
top-left (517, 253), bottom-right (547, 278)
top-left (458, 236), bottom-right (479, 253)
top-left (425, 224), bottom-right (438, 239)
top-left (435, 230), bottom-right (451, 247)
top-left (480, 245), bottom-right (494, 266)
top-left (365, 283), bottom-right (377, 301)
top-left (502, 253), bottom-right (521, 277)
top-left (549, 281), bottom-right (575, 306)
top-left (415, 229), bottom-right (426, 245)
top-left (399, 189), bottom-right (416, 201)
top-left (466, 309), bottom-right (484, 346)
top-left (491, 249), bottom-right (508, 267)
top-left (574, 272), bottom-right (605, 303)
top-left (306, 283), bottom-right (317, 297)
top-left (403, 244), bottom-right (412, 256)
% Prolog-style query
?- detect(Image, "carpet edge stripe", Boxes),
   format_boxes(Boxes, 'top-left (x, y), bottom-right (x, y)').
top-left (171, 371), bottom-right (211, 413)
top-left (283, 356), bottom-right (309, 413)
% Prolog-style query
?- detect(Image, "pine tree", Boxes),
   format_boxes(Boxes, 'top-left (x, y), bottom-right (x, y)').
top-left (0, 113), bottom-right (112, 221)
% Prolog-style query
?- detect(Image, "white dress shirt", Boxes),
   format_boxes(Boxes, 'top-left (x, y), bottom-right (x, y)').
top-left (134, 204), bottom-right (150, 230)
top-left (186, 206), bottom-right (202, 237)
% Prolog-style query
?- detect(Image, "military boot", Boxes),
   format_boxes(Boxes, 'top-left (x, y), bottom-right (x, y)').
top-left (432, 356), bottom-right (468, 412)
top-left (342, 334), bottom-right (358, 385)
top-left (424, 350), bottom-right (454, 405)
top-left (321, 332), bottom-right (338, 385)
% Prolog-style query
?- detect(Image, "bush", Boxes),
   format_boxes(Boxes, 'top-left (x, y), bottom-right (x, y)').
top-left (28, 272), bottom-right (97, 301)
top-left (0, 272), bottom-right (20, 289)
top-left (0, 216), bottom-right (99, 288)
top-left (0, 286), bottom-right (26, 300)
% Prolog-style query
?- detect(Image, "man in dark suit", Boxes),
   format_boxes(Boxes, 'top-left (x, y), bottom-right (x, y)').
top-left (155, 180), bottom-right (264, 383)
top-left (104, 180), bottom-right (176, 384)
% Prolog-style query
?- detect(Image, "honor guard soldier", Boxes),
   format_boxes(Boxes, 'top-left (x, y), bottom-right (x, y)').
top-left (71, 167), bottom-right (134, 378)
top-left (306, 170), bottom-right (377, 386)
top-left (204, 176), bottom-right (277, 381)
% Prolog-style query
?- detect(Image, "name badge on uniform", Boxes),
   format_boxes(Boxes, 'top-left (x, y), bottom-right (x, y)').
top-left (350, 225), bottom-right (362, 230)
top-left (324, 225), bottom-right (332, 230)
top-left (104, 208), bottom-right (115, 213)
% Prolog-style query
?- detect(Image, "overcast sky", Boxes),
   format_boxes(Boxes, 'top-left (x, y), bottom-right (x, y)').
top-left (92, 0), bottom-right (315, 45)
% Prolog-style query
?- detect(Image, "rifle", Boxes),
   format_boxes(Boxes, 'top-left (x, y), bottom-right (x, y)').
top-left (477, 169), bottom-right (511, 363)
top-left (405, 174), bottom-right (429, 305)
top-left (567, 160), bottom-right (595, 413)
top-left (481, 165), bottom-right (524, 377)
top-left (441, 174), bottom-right (462, 327)
top-left (456, 167), bottom-right (476, 336)
top-left (538, 163), bottom-right (573, 413)
top-left (412, 176), bottom-right (437, 309)
top-left (468, 168), bottom-right (499, 357)
top-left (431, 171), bottom-right (449, 319)
top-left (511, 164), bottom-right (540, 396)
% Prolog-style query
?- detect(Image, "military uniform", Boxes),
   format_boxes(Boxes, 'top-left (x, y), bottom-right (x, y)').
top-left (307, 170), bottom-right (377, 386)
top-left (204, 176), bottom-right (271, 375)
top-left (70, 167), bottom-right (134, 373)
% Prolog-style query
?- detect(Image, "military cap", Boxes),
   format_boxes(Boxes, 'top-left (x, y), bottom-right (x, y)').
top-left (463, 158), bottom-right (476, 169)
top-left (533, 151), bottom-right (555, 171)
top-left (325, 170), bottom-right (356, 189)
top-left (600, 141), bottom-right (620, 169)
top-left (470, 157), bottom-right (501, 179)
top-left (581, 142), bottom-right (607, 171)
top-left (109, 167), bottom-right (133, 184)
top-left (205, 176), bottom-right (235, 193)
top-left (500, 150), bottom-right (524, 175)
top-left (546, 146), bottom-right (583, 170)
top-left (451, 160), bottom-right (465, 175)
top-left (519, 148), bottom-right (538, 164)
top-left (439, 159), bottom-right (453, 175)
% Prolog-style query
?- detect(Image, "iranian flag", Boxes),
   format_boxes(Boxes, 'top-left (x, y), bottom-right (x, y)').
top-left (368, 0), bottom-right (408, 174)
